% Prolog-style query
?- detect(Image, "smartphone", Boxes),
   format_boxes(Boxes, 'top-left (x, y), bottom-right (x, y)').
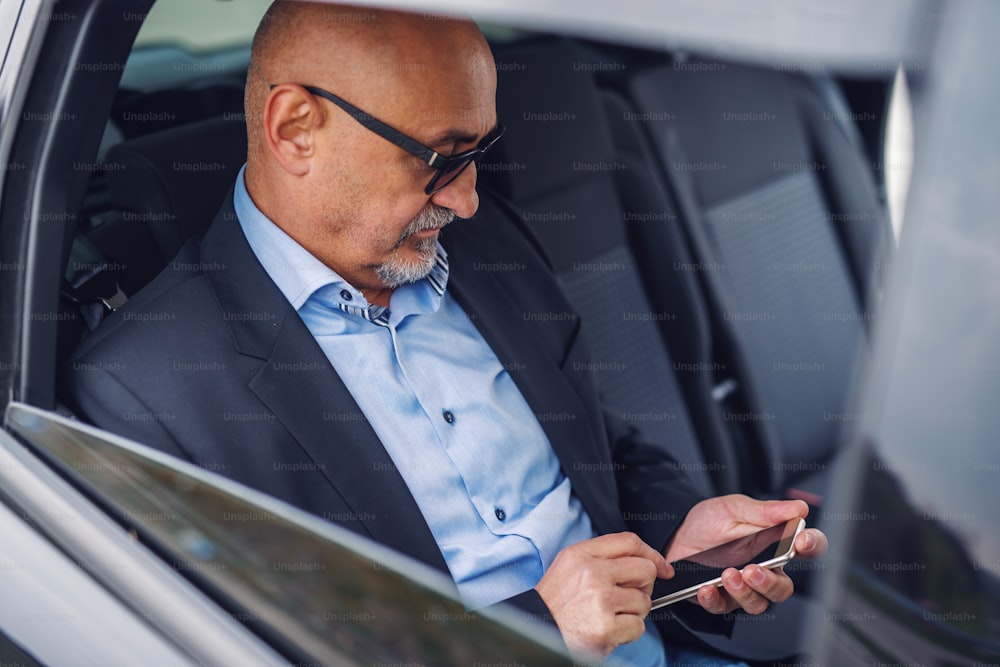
top-left (649, 517), bottom-right (805, 610)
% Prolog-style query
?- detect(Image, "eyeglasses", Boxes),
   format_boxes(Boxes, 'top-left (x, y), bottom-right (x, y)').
top-left (273, 84), bottom-right (504, 195)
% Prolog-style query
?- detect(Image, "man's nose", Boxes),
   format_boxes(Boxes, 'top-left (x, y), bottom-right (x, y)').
top-left (430, 164), bottom-right (479, 219)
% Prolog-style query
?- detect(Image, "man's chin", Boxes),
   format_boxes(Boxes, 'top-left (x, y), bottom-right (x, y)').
top-left (374, 241), bottom-right (438, 288)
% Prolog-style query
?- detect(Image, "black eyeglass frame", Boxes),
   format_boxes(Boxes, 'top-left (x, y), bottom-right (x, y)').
top-left (271, 83), bottom-right (504, 194)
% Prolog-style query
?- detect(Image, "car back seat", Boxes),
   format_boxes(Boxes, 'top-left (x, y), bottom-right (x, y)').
top-left (597, 88), bottom-right (768, 495)
top-left (486, 38), bottom-right (823, 662)
top-left (486, 39), bottom-right (739, 499)
top-left (57, 116), bottom-right (247, 384)
top-left (618, 59), bottom-right (891, 501)
top-left (106, 115), bottom-right (247, 266)
top-left (111, 82), bottom-right (244, 139)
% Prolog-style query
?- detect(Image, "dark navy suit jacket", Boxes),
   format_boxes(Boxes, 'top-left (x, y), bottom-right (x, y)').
top-left (66, 191), bottom-right (705, 619)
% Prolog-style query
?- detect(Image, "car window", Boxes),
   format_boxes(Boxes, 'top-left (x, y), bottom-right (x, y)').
top-left (810, 2), bottom-right (1000, 663)
top-left (0, 1), bottom-right (21, 75)
top-left (0, 478), bottom-right (196, 666)
top-left (5, 402), bottom-right (571, 666)
top-left (828, 448), bottom-right (1000, 664)
top-left (132, 0), bottom-right (272, 52)
top-left (119, 0), bottom-right (269, 93)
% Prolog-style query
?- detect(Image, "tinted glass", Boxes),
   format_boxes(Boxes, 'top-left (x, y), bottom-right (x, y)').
top-left (0, 473), bottom-right (195, 666)
top-left (813, 1), bottom-right (1000, 664)
top-left (6, 404), bottom-right (571, 666)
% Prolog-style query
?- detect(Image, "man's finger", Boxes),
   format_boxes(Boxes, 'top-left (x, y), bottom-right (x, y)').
top-left (741, 564), bottom-right (793, 604)
top-left (611, 613), bottom-right (648, 649)
top-left (719, 567), bottom-right (771, 615)
top-left (607, 556), bottom-right (660, 593)
top-left (567, 592), bottom-right (650, 656)
top-left (609, 584), bottom-right (655, 618)
top-left (727, 496), bottom-right (809, 527)
top-left (794, 528), bottom-right (827, 558)
top-left (579, 532), bottom-right (666, 568)
top-left (695, 582), bottom-right (736, 614)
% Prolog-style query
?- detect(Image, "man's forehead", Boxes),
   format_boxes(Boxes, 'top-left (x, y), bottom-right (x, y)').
top-left (420, 104), bottom-right (495, 135)
top-left (356, 52), bottom-right (497, 146)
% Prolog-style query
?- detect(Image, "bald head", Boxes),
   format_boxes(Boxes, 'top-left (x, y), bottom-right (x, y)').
top-left (245, 1), bottom-right (495, 167)
top-left (241, 1), bottom-right (498, 307)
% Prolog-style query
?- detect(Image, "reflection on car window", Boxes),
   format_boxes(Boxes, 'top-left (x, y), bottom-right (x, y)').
top-left (883, 65), bottom-right (912, 241)
top-left (822, 447), bottom-right (1000, 664)
top-left (6, 404), bottom-right (570, 666)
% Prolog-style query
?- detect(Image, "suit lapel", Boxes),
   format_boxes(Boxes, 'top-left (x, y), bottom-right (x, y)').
top-left (199, 197), bottom-right (449, 573)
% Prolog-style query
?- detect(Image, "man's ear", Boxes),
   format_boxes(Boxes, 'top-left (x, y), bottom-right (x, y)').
top-left (262, 85), bottom-right (323, 176)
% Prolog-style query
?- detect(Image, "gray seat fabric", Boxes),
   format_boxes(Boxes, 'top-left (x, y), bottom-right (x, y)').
top-left (598, 89), bottom-right (753, 495)
top-left (488, 39), bottom-right (728, 499)
top-left (624, 60), bottom-right (890, 497)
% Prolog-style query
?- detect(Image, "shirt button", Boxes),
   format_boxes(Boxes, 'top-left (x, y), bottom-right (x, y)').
top-left (442, 410), bottom-right (456, 424)
top-left (494, 507), bottom-right (506, 522)
top-left (340, 289), bottom-right (352, 301)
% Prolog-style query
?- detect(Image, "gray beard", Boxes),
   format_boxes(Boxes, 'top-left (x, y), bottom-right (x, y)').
top-left (374, 205), bottom-right (455, 288)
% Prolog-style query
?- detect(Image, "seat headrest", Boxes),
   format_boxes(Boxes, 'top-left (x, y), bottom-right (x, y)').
top-left (491, 39), bottom-right (619, 202)
top-left (106, 116), bottom-right (248, 261)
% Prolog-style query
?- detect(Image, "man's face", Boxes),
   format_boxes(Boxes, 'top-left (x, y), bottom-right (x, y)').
top-left (303, 35), bottom-right (498, 298)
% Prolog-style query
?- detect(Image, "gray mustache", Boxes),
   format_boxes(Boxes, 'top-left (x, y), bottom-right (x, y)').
top-left (397, 205), bottom-right (456, 245)
top-left (410, 205), bottom-right (455, 232)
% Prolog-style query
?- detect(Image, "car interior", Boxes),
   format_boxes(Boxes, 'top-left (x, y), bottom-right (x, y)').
top-left (55, 24), bottom-right (892, 498)
top-left (24, 0), bottom-right (896, 661)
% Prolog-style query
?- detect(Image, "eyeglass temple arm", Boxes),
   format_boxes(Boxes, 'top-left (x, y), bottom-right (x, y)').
top-left (299, 86), bottom-right (441, 166)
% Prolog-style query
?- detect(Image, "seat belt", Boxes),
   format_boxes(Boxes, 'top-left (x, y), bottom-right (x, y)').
top-left (61, 236), bottom-right (128, 330)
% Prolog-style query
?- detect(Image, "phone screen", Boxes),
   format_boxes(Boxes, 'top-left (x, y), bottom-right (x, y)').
top-left (650, 517), bottom-right (804, 609)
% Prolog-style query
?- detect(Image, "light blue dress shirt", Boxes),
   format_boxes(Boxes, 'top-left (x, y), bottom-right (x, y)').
top-left (233, 166), bottom-right (667, 666)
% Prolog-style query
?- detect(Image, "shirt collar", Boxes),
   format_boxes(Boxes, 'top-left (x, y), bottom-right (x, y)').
top-left (233, 165), bottom-right (450, 318)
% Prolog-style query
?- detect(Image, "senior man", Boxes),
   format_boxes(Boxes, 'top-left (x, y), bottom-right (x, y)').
top-left (67, 2), bottom-right (826, 664)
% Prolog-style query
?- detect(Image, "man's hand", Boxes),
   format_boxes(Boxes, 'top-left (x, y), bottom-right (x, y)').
top-left (534, 532), bottom-right (672, 658)
top-left (664, 494), bottom-right (828, 615)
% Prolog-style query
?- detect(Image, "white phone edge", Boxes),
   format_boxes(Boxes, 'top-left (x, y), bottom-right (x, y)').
top-left (649, 518), bottom-right (805, 611)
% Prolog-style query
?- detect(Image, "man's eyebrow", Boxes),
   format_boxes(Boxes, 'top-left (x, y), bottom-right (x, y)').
top-left (427, 124), bottom-right (499, 150)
